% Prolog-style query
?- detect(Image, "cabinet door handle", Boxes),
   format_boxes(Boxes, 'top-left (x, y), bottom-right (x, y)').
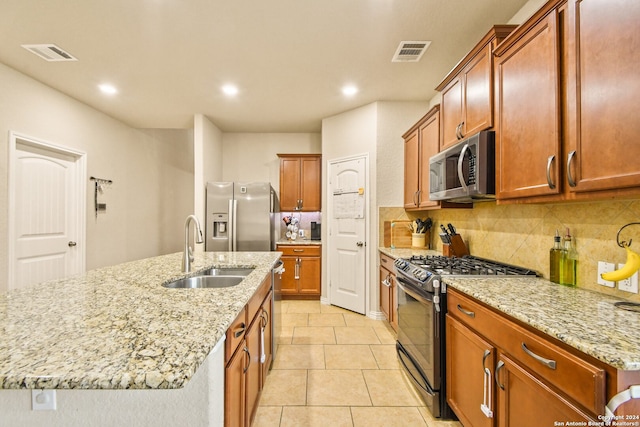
top-left (456, 304), bottom-right (475, 318)
top-left (546, 155), bottom-right (556, 189)
top-left (458, 121), bottom-right (465, 139)
top-left (381, 274), bottom-right (391, 288)
top-left (567, 150), bottom-right (577, 187)
top-left (261, 309), bottom-right (269, 328)
top-left (233, 323), bottom-right (246, 338)
top-left (495, 360), bottom-right (505, 390)
top-left (481, 350), bottom-right (494, 418)
top-left (294, 258), bottom-right (300, 279)
top-left (521, 342), bottom-right (556, 369)
top-left (243, 346), bottom-right (250, 373)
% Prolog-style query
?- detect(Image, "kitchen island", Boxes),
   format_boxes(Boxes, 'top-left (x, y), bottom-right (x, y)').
top-left (0, 251), bottom-right (281, 426)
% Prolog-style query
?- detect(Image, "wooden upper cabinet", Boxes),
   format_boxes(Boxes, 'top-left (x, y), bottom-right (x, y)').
top-left (565, 0), bottom-right (640, 195)
top-left (437, 25), bottom-right (517, 150)
top-left (278, 154), bottom-right (321, 211)
top-left (494, 6), bottom-right (562, 201)
top-left (403, 105), bottom-right (441, 210)
top-left (495, 0), bottom-right (640, 203)
top-left (403, 127), bottom-right (420, 209)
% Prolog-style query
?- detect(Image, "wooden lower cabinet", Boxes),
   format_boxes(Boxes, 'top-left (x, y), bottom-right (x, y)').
top-left (496, 353), bottom-right (592, 427)
top-left (244, 316), bottom-right (261, 425)
top-left (224, 341), bottom-right (246, 427)
top-left (225, 276), bottom-right (274, 427)
top-left (446, 315), bottom-right (495, 427)
top-left (446, 288), bottom-right (606, 426)
top-left (277, 245), bottom-right (321, 299)
top-left (379, 252), bottom-right (397, 331)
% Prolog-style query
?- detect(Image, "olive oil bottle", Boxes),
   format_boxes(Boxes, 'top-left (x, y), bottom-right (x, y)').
top-left (560, 228), bottom-right (577, 287)
top-left (549, 230), bottom-right (562, 284)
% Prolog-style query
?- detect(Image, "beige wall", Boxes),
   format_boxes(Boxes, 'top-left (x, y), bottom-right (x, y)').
top-left (321, 101), bottom-right (430, 316)
top-left (0, 62), bottom-right (193, 290)
top-left (221, 133), bottom-right (321, 197)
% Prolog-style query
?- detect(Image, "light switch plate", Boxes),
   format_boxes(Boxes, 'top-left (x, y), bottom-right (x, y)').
top-left (617, 266), bottom-right (639, 294)
top-left (32, 389), bottom-right (56, 411)
top-left (597, 261), bottom-right (616, 288)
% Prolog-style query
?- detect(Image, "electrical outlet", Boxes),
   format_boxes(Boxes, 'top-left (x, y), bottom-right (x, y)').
top-left (617, 265), bottom-right (639, 294)
top-left (597, 261), bottom-right (616, 288)
top-left (32, 390), bottom-right (56, 411)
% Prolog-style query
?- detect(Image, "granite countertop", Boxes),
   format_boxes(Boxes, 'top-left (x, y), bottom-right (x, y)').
top-left (0, 251), bottom-right (282, 390)
top-left (378, 247), bottom-right (640, 371)
top-left (276, 238), bottom-right (322, 245)
top-left (444, 277), bottom-right (640, 371)
top-left (378, 247), bottom-right (438, 258)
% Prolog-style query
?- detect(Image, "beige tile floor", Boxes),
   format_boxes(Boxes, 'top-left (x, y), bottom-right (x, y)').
top-left (253, 300), bottom-right (463, 427)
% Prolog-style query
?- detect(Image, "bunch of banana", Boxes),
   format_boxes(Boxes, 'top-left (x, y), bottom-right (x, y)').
top-left (601, 245), bottom-right (640, 282)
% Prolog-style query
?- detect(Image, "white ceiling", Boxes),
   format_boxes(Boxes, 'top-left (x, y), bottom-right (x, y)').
top-left (0, 0), bottom-right (530, 132)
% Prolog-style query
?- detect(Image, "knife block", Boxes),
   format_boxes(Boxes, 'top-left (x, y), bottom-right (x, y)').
top-left (443, 234), bottom-right (469, 257)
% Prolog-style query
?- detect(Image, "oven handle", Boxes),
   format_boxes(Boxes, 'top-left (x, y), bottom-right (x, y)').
top-left (397, 345), bottom-right (436, 397)
top-left (396, 279), bottom-right (433, 305)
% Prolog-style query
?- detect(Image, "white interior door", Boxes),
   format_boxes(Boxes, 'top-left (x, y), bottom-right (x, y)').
top-left (329, 156), bottom-right (366, 314)
top-left (9, 134), bottom-right (86, 289)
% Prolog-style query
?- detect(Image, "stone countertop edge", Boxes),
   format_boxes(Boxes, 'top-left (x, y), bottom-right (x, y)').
top-left (276, 238), bottom-right (322, 245)
top-left (378, 247), bottom-right (640, 371)
top-left (0, 251), bottom-right (282, 390)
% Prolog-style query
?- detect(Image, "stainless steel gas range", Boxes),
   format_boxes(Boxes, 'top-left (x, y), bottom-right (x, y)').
top-left (393, 254), bottom-right (537, 419)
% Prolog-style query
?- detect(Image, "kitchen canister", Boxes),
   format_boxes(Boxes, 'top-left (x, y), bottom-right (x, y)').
top-left (412, 233), bottom-right (426, 248)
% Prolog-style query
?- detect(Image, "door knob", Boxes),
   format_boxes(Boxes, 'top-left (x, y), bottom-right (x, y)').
top-left (356, 241), bottom-right (364, 247)
top-left (68, 241), bottom-right (77, 247)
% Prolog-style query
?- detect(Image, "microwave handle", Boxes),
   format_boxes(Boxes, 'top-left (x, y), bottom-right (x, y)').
top-left (457, 143), bottom-right (469, 193)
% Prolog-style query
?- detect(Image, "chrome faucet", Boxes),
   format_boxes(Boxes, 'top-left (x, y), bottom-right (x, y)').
top-left (182, 215), bottom-right (204, 273)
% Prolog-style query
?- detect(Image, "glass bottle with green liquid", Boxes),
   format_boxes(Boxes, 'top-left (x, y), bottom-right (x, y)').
top-left (549, 230), bottom-right (562, 284)
top-left (560, 228), bottom-right (577, 287)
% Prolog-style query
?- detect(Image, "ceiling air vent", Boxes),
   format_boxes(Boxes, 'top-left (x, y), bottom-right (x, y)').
top-left (392, 41), bottom-right (431, 63)
top-left (21, 44), bottom-right (77, 62)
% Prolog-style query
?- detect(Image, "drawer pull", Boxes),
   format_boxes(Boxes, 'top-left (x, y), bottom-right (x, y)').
top-left (495, 360), bottom-right (505, 390)
top-left (457, 304), bottom-right (475, 318)
top-left (233, 323), bottom-right (246, 338)
top-left (521, 342), bottom-right (556, 369)
top-left (293, 249), bottom-right (304, 253)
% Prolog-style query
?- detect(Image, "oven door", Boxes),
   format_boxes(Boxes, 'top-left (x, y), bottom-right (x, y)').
top-left (396, 278), bottom-right (441, 391)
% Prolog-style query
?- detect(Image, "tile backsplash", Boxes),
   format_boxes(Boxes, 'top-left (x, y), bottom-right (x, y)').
top-left (379, 199), bottom-right (640, 301)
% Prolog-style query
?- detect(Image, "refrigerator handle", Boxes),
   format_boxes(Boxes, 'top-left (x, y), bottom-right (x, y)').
top-left (232, 199), bottom-right (238, 251)
top-left (228, 199), bottom-right (234, 251)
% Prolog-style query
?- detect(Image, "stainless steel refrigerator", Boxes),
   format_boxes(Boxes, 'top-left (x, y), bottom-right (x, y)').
top-left (205, 182), bottom-right (278, 251)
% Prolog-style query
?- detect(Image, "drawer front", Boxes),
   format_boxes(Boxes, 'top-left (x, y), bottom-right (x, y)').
top-left (225, 306), bottom-right (247, 362)
top-left (448, 289), bottom-right (605, 415)
top-left (447, 288), bottom-right (499, 338)
top-left (497, 317), bottom-right (605, 415)
top-left (277, 245), bottom-right (321, 257)
top-left (379, 253), bottom-right (395, 271)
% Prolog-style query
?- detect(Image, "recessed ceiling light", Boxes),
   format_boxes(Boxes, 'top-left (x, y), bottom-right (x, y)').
top-left (98, 84), bottom-right (118, 95)
top-left (222, 84), bottom-right (239, 96)
top-left (342, 85), bottom-right (358, 97)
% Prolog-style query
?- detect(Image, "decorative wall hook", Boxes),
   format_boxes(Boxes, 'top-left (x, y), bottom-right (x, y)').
top-left (615, 222), bottom-right (640, 248)
top-left (90, 176), bottom-right (113, 218)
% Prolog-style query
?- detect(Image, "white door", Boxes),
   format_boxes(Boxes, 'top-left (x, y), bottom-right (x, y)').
top-left (328, 156), bottom-right (367, 314)
top-left (9, 134), bottom-right (86, 289)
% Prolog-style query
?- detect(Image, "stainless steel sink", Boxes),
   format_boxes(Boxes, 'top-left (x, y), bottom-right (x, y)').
top-left (202, 268), bottom-right (253, 277)
top-left (163, 275), bottom-right (245, 289)
top-left (163, 267), bottom-right (253, 289)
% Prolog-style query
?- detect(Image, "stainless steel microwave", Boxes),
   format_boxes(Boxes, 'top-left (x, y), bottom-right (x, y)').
top-left (428, 130), bottom-right (495, 203)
